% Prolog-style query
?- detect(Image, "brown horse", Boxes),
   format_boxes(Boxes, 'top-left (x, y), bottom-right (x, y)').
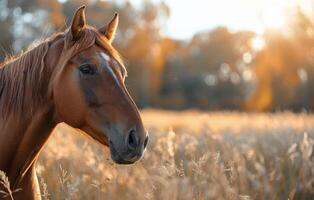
top-left (0, 6), bottom-right (148, 200)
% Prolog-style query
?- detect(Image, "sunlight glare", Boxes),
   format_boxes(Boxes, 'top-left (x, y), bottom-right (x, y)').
top-left (124, 0), bottom-right (314, 39)
top-left (251, 36), bottom-right (266, 51)
top-left (262, 6), bottom-right (287, 30)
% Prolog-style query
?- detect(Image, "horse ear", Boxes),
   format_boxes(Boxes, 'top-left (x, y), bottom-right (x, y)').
top-left (99, 13), bottom-right (119, 43)
top-left (70, 6), bottom-right (86, 40)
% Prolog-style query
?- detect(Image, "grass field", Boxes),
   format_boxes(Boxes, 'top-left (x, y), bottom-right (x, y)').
top-left (36, 110), bottom-right (314, 200)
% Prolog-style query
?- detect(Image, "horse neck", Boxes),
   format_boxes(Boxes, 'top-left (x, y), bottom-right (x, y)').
top-left (5, 105), bottom-right (56, 186)
top-left (0, 92), bottom-right (56, 188)
top-left (0, 40), bottom-right (61, 187)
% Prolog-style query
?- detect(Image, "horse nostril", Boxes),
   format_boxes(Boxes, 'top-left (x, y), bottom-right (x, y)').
top-left (144, 135), bottom-right (149, 149)
top-left (127, 129), bottom-right (138, 150)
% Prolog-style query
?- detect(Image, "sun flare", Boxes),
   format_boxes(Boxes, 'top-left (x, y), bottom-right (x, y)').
top-left (261, 6), bottom-right (287, 30)
top-left (251, 36), bottom-right (266, 51)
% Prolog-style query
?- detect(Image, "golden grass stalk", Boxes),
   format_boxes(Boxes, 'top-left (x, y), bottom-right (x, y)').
top-left (0, 170), bottom-right (21, 200)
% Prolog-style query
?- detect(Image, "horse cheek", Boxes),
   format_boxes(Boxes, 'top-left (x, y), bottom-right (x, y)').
top-left (53, 72), bottom-right (86, 127)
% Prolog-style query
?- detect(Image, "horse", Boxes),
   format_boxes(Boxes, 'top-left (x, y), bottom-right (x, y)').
top-left (0, 6), bottom-right (149, 200)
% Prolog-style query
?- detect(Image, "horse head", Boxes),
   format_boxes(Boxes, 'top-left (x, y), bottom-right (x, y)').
top-left (49, 6), bottom-right (148, 164)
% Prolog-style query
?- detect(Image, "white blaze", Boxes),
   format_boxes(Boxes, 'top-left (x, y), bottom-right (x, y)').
top-left (100, 52), bottom-right (110, 62)
top-left (100, 52), bottom-right (119, 83)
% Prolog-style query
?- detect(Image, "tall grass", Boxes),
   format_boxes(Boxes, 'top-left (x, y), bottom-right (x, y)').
top-left (0, 170), bottom-right (21, 200)
top-left (0, 170), bottom-right (14, 200)
top-left (36, 110), bottom-right (314, 200)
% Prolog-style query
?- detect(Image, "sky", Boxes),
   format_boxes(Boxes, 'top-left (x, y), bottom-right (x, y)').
top-left (129, 0), bottom-right (314, 39)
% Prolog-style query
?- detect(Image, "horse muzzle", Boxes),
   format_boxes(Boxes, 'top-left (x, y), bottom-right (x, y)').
top-left (108, 131), bottom-right (149, 165)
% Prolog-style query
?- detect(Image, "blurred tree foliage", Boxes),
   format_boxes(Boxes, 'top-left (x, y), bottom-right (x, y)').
top-left (246, 8), bottom-right (314, 111)
top-left (0, 0), bottom-right (314, 111)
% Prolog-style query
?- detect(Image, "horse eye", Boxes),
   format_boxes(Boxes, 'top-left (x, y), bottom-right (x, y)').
top-left (79, 64), bottom-right (95, 75)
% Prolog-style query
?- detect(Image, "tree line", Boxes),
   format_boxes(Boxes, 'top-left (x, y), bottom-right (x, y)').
top-left (1, 0), bottom-right (314, 111)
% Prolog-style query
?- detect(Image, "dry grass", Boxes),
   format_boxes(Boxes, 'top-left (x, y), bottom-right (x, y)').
top-left (0, 170), bottom-right (21, 200)
top-left (37, 109), bottom-right (314, 200)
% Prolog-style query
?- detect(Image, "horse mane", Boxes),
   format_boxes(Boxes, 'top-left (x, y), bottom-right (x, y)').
top-left (0, 37), bottom-right (52, 117)
top-left (0, 27), bottom-right (125, 118)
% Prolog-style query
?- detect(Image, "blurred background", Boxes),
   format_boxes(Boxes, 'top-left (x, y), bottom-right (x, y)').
top-left (1, 0), bottom-right (314, 112)
top-left (2, 1), bottom-right (314, 199)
